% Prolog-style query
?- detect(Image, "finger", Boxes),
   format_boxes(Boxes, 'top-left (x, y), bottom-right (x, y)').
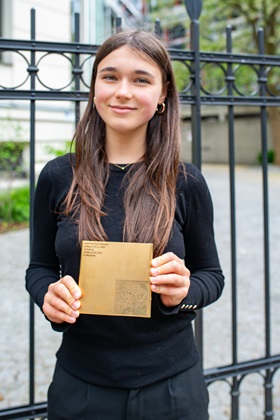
top-left (60, 275), bottom-right (82, 300)
top-left (53, 277), bottom-right (81, 310)
top-left (150, 273), bottom-right (183, 287)
top-left (150, 260), bottom-right (187, 277)
top-left (53, 282), bottom-right (80, 310)
top-left (46, 292), bottom-right (80, 318)
top-left (43, 301), bottom-right (78, 324)
top-left (151, 252), bottom-right (182, 268)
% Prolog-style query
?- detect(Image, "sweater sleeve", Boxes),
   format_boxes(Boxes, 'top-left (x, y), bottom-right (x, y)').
top-left (154, 164), bottom-right (224, 315)
top-left (159, 164), bottom-right (224, 315)
top-left (180, 164), bottom-right (224, 311)
top-left (26, 156), bottom-right (77, 332)
top-left (25, 159), bottom-right (63, 311)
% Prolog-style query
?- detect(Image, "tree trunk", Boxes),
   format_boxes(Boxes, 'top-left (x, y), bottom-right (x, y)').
top-left (267, 107), bottom-right (280, 165)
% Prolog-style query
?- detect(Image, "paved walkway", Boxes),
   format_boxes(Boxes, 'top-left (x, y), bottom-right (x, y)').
top-left (0, 164), bottom-right (279, 419)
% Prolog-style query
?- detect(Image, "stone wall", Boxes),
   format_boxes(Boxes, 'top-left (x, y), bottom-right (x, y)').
top-left (180, 106), bottom-right (273, 164)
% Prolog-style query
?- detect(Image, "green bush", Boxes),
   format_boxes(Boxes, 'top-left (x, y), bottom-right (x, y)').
top-left (0, 141), bottom-right (27, 175)
top-left (0, 186), bottom-right (30, 224)
top-left (257, 149), bottom-right (275, 164)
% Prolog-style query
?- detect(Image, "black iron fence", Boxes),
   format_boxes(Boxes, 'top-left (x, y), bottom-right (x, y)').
top-left (0, 2), bottom-right (280, 419)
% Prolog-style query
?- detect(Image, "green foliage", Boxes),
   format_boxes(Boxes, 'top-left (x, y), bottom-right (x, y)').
top-left (0, 141), bottom-right (27, 174)
top-left (0, 117), bottom-right (27, 176)
top-left (0, 186), bottom-right (30, 224)
top-left (200, 63), bottom-right (227, 95)
top-left (149, 0), bottom-right (180, 13)
top-left (45, 140), bottom-right (73, 158)
top-left (172, 60), bottom-right (191, 92)
top-left (257, 149), bottom-right (275, 164)
top-left (200, 0), bottom-right (280, 55)
top-left (147, 1), bottom-right (280, 94)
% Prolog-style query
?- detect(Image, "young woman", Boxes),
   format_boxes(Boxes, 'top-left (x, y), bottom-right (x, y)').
top-left (26, 30), bottom-right (224, 419)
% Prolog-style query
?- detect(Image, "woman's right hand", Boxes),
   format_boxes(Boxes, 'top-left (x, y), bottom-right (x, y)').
top-left (42, 275), bottom-right (82, 324)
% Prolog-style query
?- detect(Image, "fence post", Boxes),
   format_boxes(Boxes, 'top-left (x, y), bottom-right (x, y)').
top-left (184, 0), bottom-right (203, 363)
top-left (185, 0), bottom-right (202, 169)
top-left (258, 27), bottom-right (273, 420)
top-left (29, 8), bottom-right (36, 409)
top-left (74, 13), bottom-right (81, 127)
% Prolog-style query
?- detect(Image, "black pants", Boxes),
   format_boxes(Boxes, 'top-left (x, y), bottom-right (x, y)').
top-left (47, 362), bottom-right (209, 420)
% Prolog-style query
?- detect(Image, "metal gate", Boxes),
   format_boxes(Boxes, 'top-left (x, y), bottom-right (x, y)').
top-left (0, 2), bottom-right (279, 419)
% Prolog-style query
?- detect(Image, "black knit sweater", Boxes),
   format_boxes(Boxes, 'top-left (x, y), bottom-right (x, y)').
top-left (26, 154), bottom-right (224, 388)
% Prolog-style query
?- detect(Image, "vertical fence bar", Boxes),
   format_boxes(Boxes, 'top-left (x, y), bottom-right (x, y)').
top-left (74, 13), bottom-right (80, 128)
top-left (29, 8), bottom-right (36, 408)
top-left (190, 17), bottom-right (203, 363)
top-left (258, 28), bottom-right (273, 420)
top-left (184, 0), bottom-right (203, 170)
top-left (258, 27), bottom-right (271, 362)
top-left (188, 7), bottom-right (203, 362)
top-left (226, 25), bottom-right (239, 420)
top-left (189, 19), bottom-right (202, 170)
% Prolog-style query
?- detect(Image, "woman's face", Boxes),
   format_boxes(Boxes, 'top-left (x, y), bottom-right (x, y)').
top-left (94, 45), bottom-right (166, 139)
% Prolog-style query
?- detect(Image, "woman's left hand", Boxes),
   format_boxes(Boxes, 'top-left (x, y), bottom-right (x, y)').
top-left (150, 252), bottom-right (190, 307)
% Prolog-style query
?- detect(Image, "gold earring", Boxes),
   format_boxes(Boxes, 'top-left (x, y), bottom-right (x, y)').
top-left (156, 102), bottom-right (165, 114)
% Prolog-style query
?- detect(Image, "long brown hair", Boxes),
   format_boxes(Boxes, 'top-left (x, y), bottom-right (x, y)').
top-left (64, 30), bottom-right (181, 256)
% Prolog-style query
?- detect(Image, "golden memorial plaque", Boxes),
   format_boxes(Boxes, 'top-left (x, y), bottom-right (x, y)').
top-left (78, 241), bottom-right (153, 318)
